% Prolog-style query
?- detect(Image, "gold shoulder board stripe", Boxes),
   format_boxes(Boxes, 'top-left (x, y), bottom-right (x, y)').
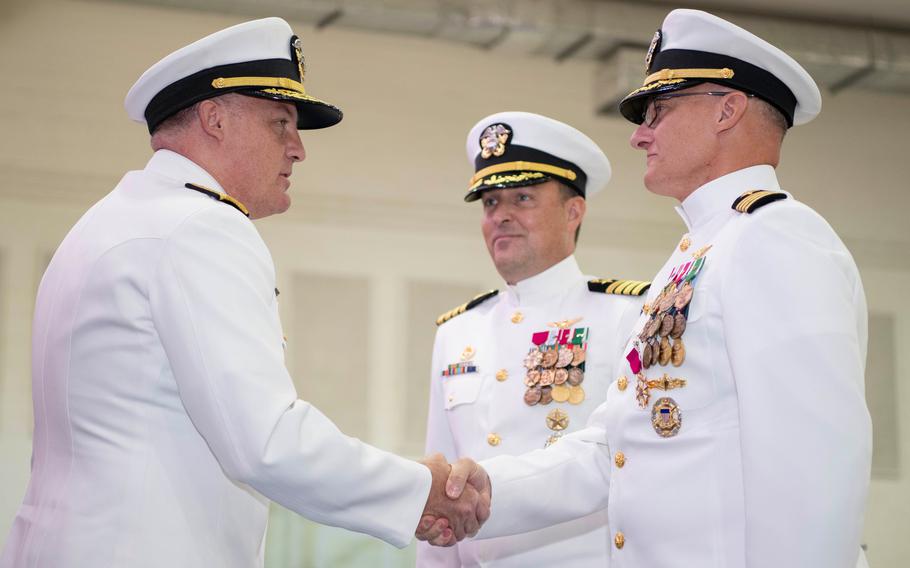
top-left (731, 190), bottom-right (787, 214)
top-left (587, 279), bottom-right (651, 296)
top-left (185, 183), bottom-right (250, 217)
top-left (435, 289), bottom-right (499, 326)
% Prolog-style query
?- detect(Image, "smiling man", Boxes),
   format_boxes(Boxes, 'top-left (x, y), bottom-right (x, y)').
top-left (0, 17), bottom-right (489, 568)
top-left (418, 112), bottom-right (647, 567)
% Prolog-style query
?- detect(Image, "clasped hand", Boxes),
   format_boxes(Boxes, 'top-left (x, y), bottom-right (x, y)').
top-left (415, 454), bottom-right (491, 547)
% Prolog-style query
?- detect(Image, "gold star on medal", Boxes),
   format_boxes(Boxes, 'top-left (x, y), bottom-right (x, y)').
top-left (546, 408), bottom-right (569, 431)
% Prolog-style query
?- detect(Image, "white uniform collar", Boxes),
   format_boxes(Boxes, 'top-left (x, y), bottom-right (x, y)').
top-left (145, 149), bottom-right (226, 194)
top-left (674, 164), bottom-right (781, 230)
top-left (506, 255), bottom-right (583, 306)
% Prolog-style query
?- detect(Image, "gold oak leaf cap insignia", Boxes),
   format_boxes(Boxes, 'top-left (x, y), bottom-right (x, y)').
top-left (588, 278), bottom-right (652, 296)
top-left (435, 290), bottom-right (499, 326)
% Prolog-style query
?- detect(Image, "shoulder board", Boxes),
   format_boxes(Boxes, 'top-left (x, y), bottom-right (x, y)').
top-left (588, 279), bottom-right (651, 296)
top-left (731, 190), bottom-right (787, 214)
top-left (185, 183), bottom-right (250, 217)
top-left (435, 289), bottom-right (499, 327)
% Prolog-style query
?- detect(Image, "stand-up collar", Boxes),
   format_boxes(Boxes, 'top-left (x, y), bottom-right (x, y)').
top-left (506, 255), bottom-right (583, 306)
top-left (675, 165), bottom-right (781, 230)
top-left (145, 149), bottom-right (225, 194)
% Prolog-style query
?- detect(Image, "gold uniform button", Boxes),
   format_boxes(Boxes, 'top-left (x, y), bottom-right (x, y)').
top-left (496, 369), bottom-right (509, 382)
top-left (614, 531), bottom-right (625, 549)
top-left (487, 433), bottom-right (501, 446)
top-left (614, 451), bottom-right (625, 468)
top-left (511, 311), bottom-right (523, 324)
top-left (617, 376), bottom-right (628, 391)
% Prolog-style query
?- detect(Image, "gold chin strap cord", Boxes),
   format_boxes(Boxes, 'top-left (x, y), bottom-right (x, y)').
top-left (643, 67), bottom-right (734, 85)
top-left (211, 76), bottom-right (306, 94)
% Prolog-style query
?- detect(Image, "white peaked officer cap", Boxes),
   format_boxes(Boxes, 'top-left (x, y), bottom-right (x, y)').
top-left (464, 111), bottom-right (611, 202)
top-left (125, 17), bottom-right (342, 133)
top-left (620, 9), bottom-right (821, 127)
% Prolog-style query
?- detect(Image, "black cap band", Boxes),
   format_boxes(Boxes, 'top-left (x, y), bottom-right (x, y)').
top-left (656, 49), bottom-right (796, 124)
top-left (145, 58), bottom-right (297, 133)
top-left (467, 144), bottom-right (587, 200)
top-left (621, 48), bottom-right (797, 127)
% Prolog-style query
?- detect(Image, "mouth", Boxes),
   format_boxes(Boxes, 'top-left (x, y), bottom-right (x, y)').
top-left (492, 234), bottom-right (522, 246)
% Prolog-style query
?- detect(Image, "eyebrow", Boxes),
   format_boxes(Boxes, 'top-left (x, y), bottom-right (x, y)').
top-left (273, 104), bottom-right (296, 120)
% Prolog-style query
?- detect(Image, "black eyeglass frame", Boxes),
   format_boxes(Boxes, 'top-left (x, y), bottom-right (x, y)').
top-left (641, 91), bottom-right (755, 127)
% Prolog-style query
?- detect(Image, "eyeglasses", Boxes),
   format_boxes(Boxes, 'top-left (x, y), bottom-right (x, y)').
top-left (641, 91), bottom-right (753, 128)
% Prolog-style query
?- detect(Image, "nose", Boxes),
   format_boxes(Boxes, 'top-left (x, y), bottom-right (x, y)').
top-left (288, 129), bottom-right (305, 162)
top-left (491, 202), bottom-right (513, 225)
top-left (629, 122), bottom-right (651, 150)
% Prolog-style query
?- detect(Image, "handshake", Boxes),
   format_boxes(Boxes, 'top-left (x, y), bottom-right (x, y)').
top-left (415, 454), bottom-right (492, 547)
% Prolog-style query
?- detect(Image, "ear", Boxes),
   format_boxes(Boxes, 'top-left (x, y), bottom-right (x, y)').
top-left (566, 195), bottom-right (586, 231)
top-left (197, 99), bottom-right (226, 141)
top-left (716, 91), bottom-right (750, 133)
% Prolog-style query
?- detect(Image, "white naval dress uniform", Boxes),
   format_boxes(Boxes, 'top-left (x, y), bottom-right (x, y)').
top-left (475, 166), bottom-right (871, 568)
top-left (417, 256), bottom-right (644, 567)
top-left (0, 150), bottom-right (431, 568)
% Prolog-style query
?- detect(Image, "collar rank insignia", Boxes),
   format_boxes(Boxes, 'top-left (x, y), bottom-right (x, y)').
top-left (732, 190), bottom-right (787, 214)
top-left (184, 183), bottom-right (250, 217)
top-left (435, 289), bottom-right (499, 326)
top-left (479, 123), bottom-right (512, 159)
top-left (588, 279), bottom-right (651, 296)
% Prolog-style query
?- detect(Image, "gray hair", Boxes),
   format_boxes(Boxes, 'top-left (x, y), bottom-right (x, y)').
top-left (752, 96), bottom-right (788, 142)
top-left (150, 94), bottom-right (245, 148)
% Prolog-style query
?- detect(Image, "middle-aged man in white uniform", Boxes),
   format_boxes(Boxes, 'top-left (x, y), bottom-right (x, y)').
top-left (426, 8), bottom-right (873, 568)
top-left (417, 112), bottom-right (647, 567)
top-left (0, 17), bottom-right (487, 568)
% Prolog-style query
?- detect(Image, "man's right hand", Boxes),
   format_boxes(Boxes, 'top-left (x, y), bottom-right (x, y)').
top-left (415, 454), bottom-right (492, 547)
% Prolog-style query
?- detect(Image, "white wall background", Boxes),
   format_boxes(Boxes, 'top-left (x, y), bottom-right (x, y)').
top-left (0, 0), bottom-right (908, 565)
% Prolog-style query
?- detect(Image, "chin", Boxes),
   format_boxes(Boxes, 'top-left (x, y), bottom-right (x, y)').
top-left (642, 172), bottom-right (672, 197)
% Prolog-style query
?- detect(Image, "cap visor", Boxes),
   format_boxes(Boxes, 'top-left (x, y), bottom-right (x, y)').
top-left (463, 174), bottom-right (552, 202)
top-left (618, 79), bottom-right (704, 124)
top-left (244, 88), bottom-right (343, 129)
